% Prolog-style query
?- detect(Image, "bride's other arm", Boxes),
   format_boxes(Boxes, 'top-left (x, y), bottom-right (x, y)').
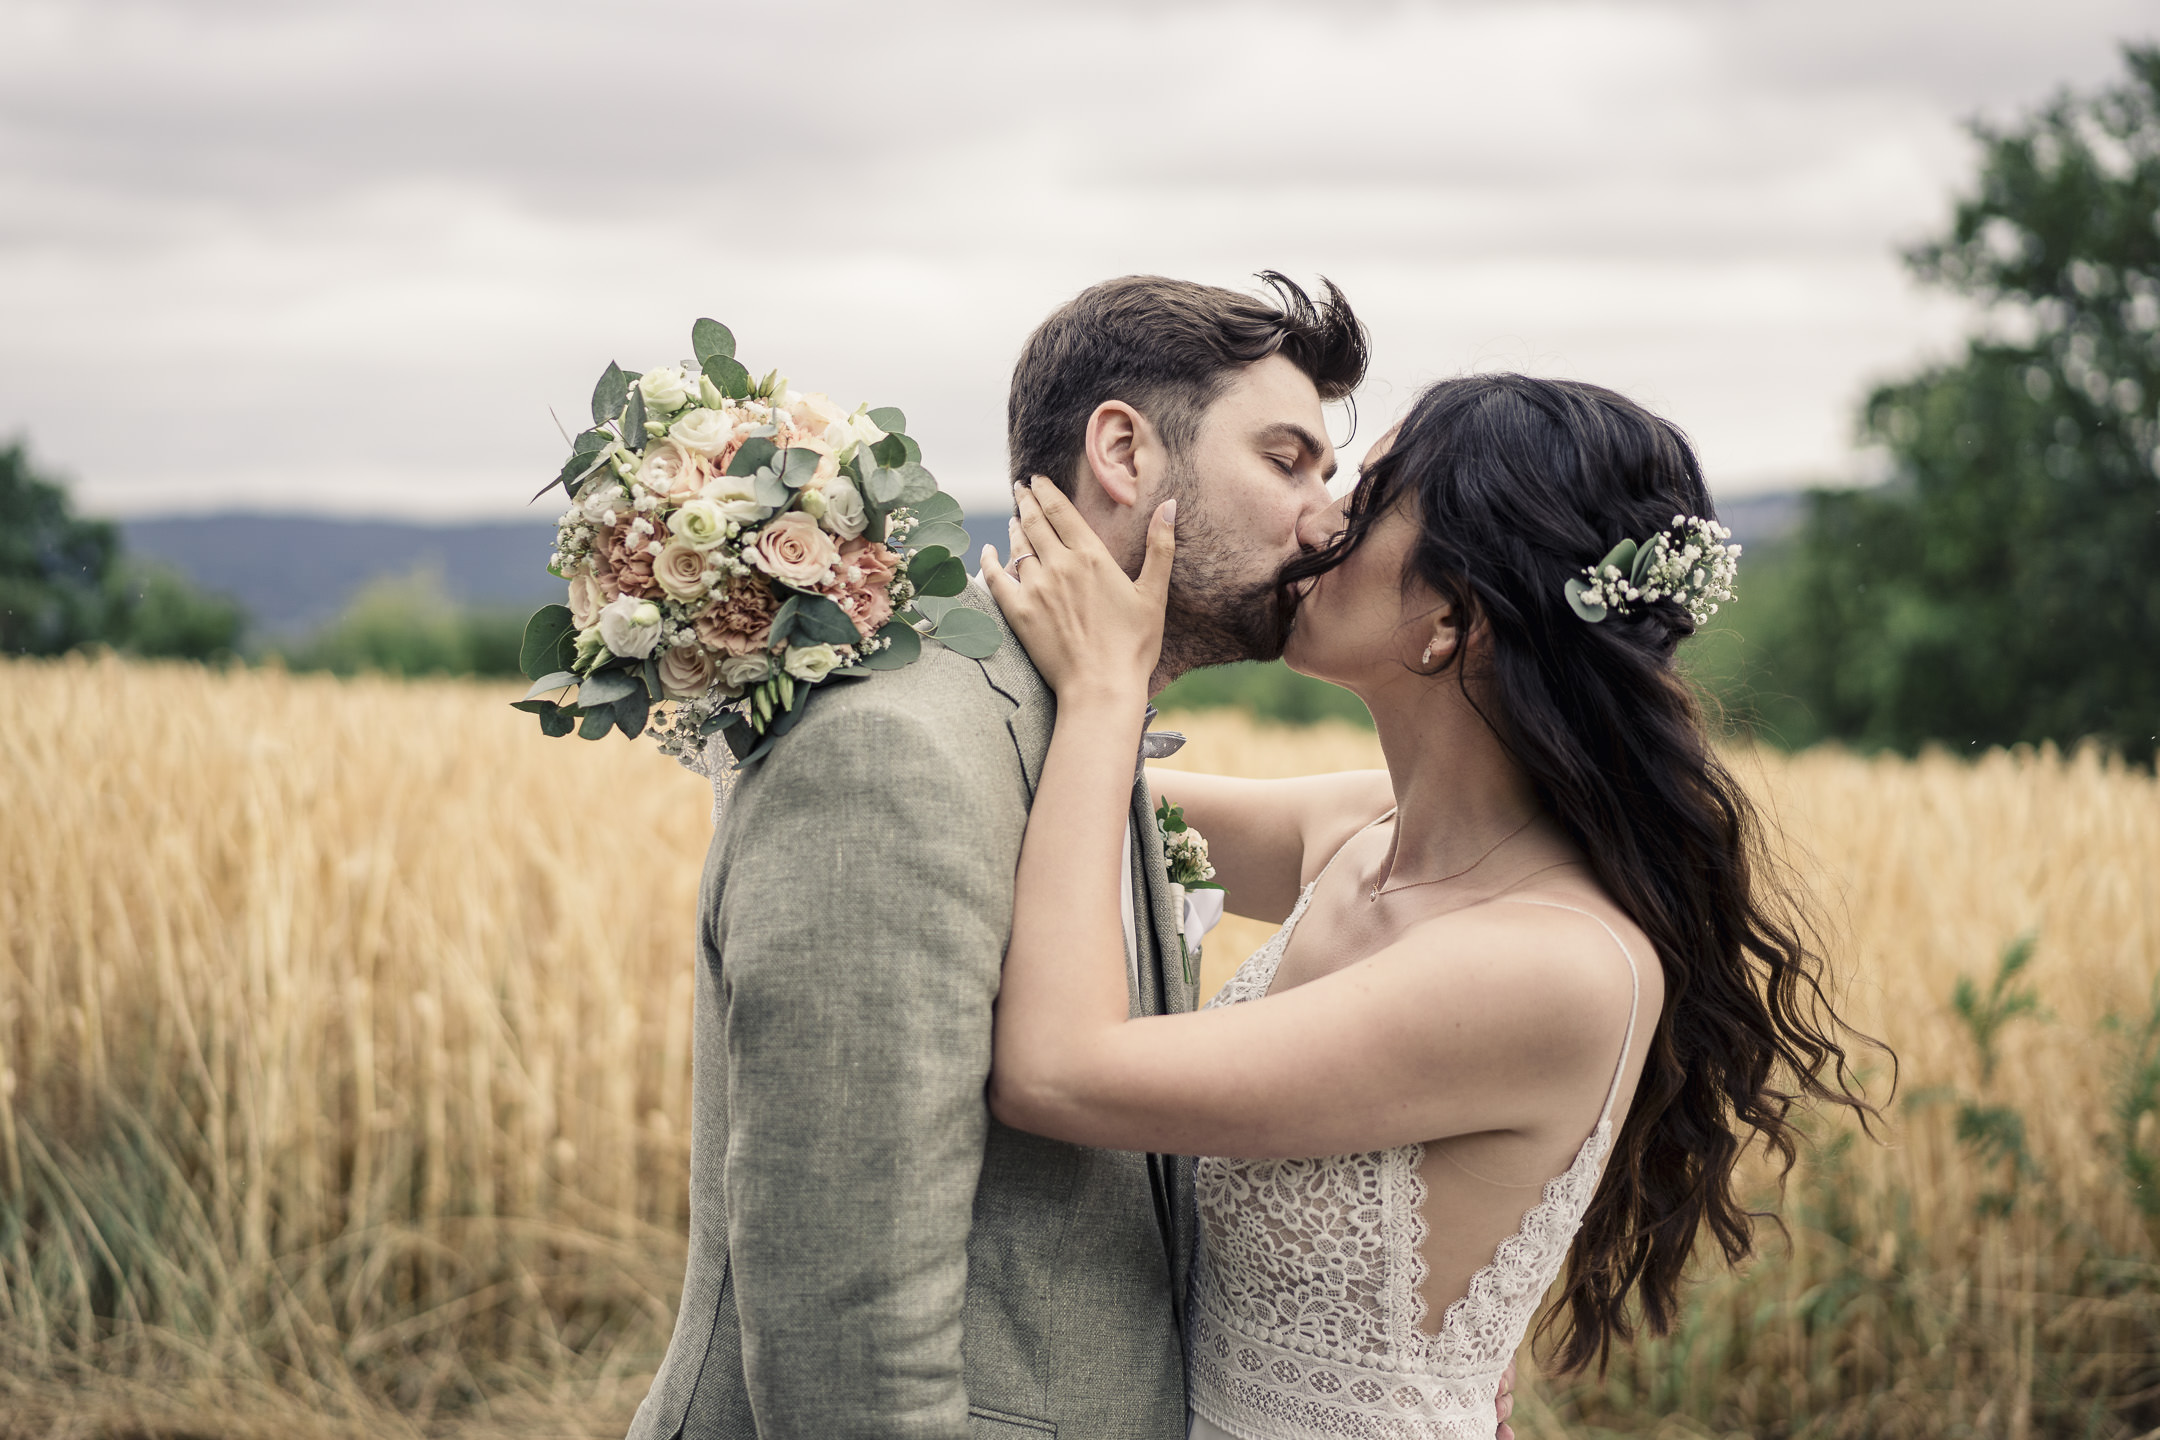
top-left (1143, 768), bottom-right (1391, 924)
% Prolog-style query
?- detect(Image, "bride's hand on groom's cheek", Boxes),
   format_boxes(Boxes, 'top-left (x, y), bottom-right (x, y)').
top-left (980, 475), bottom-right (1175, 705)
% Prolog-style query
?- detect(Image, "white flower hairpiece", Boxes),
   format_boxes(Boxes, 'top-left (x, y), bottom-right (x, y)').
top-left (1564, 515), bottom-right (1740, 627)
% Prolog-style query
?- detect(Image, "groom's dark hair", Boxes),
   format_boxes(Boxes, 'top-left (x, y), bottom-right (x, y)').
top-left (1007, 272), bottom-right (1368, 494)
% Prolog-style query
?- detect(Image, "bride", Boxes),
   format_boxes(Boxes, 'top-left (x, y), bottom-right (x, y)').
top-left (981, 374), bottom-right (1880, 1440)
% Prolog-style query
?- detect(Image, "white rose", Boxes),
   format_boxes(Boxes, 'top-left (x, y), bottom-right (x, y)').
top-left (596, 594), bottom-right (663, 659)
top-left (669, 498), bottom-right (727, 549)
top-left (718, 652), bottom-right (771, 687)
top-left (667, 406), bottom-right (733, 457)
top-left (639, 365), bottom-right (693, 414)
top-left (783, 643), bottom-right (841, 682)
top-left (846, 410), bottom-right (886, 449)
top-left (567, 572), bottom-right (605, 630)
top-left (820, 477), bottom-right (868, 540)
top-left (706, 474), bottom-right (769, 526)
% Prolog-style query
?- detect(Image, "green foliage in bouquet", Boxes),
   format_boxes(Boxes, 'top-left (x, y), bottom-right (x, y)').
top-left (515, 319), bottom-right (996, 767)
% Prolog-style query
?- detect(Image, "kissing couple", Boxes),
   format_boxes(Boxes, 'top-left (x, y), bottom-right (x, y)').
top-left (623, 274), bottom-right (1877, 1440)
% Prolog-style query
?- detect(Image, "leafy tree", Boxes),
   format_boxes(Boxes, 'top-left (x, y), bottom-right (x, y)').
top-left (276, 570), bottom-right (525, 678)
top-left (1754, 45), bottom-right (2160, 762)
top-left (0, 439), bottom-right (244, 659)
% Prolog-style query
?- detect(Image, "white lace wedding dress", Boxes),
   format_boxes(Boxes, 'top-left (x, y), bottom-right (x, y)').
top-left (1185, 829), bottom-right (1642, 1440)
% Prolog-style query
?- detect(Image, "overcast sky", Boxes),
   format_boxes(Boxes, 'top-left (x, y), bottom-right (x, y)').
top-left (1, 0), bottom-right (2151, 519)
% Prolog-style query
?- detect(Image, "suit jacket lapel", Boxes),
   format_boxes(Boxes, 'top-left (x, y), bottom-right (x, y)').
top-left (958, 581), bottom-right (1054, 796)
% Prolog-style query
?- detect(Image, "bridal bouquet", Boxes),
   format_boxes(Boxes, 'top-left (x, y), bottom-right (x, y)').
top-left (514, 317), bottom-right (997, 767)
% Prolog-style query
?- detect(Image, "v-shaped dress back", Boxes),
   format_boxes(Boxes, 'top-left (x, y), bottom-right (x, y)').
top-left (1186, 822), bottom-right (1641, 1440)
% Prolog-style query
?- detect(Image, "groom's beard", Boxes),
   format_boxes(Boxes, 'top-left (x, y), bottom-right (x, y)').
top-left (1155, 465), bottom-right (1288, 680)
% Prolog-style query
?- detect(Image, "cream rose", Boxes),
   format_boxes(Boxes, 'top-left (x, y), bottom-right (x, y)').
top-left (639, 365), bottom-right (693, 414)
top-left (783, 643), bottom-right (842, 682)
top-left (718, 652), bottom-right (772, 687)
top-left (668, 497), bottom-right (727, 549)
top-left (667, 406), bottom-right (733, 457)
top-left (596, 595), bottom-right (663, 659)
top-left (819, 478), bottom-right (868, 540)
top-left (654, 539), bottom-right (711, 600)
top-left (657, 644), bottom-right (716, 699)
top-left (637, 439), bottom-right (707, 499)
top-left (748, 511), bottom-right (841, 588)
top-left (567, 572), bottom-right (605, 630)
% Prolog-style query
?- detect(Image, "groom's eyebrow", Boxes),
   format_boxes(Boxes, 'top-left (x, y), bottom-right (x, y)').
top-left (1255, 422), bottom-right (1337, 481)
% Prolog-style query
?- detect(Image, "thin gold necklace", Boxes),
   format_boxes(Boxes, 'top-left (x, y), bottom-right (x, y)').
top-left (1368, 813), bottom-right (1539, 903)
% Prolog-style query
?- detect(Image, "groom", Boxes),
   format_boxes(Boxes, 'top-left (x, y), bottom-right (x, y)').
top-left (627, 274), bottom-right (1364, 1440)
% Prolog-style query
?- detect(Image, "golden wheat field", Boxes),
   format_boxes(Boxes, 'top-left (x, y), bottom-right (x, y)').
top-left (2, 654), bottom-right (2156, 1440)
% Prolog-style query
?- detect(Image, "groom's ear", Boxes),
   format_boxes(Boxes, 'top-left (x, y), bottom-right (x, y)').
top-left (1081, 400), bottom-right (1157, 511)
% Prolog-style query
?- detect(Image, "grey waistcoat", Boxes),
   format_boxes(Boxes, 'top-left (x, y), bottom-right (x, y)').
top-left (626, 586), bottom-right (1198, 1440)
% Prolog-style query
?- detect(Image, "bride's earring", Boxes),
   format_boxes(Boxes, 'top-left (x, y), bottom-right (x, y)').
top-left (1420, 640), bottom-right (1436, 667)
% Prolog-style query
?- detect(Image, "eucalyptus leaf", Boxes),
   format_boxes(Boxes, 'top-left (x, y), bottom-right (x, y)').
top-left (776, 447), bottom-right (823, 489)
top-left (702, 354), bottom-right (752, 399)
top-left (897, 434), bottom-right (922, 465)
top-left (539, 704), bottom-right (577, 738)
top-left (728, 437), bottom-right (779, 478)
top-left (578, 705), bottom-right (616, 740)
top-left (642, 654), bottom-right (663, 699)
top-left (860, 622), bottom-right (921, 670)
top-left (615, 686), bottom-right (651, 739)
top-left (915, 555), bottom-right (967, 598)
top-left (863, 463), bottom-right (906, 507)
top-left (867, 406), bottom-right (906, 433)
top-left (577, 669), bottom-right (638, 706)
top-left (622, 389), bottom-right (647, 453)
top-left (1594, 538), bottom-right (1637, 580)
top-left (926, 607), bottom-right (1001, 659)
top-left (773, 592), bottom-right (862, 648)
top-left (909, 491), bottom-right (964, 527)
top-left (1630, 538), bottom-right (1662, 587)
top-left (872, 434), bottom-right (908, 469)
top-left (519, 606), bottom-right (576, 681)
top-left (521, 670), bottom-right (579, 701)
top-left (908, 521), bottom-right (973, 557)
top-left (691, 317), bottom-right (737, 365)
top-left (910, 593), bottom-right (966, 626)
top-left (591, 362), bottom-right (629, 427)
top-left (892, 463), bottom-right (938, 506)
top-left (1564, 577), bottom-right (1609, 623)
top-left (753, 467), bottom-right (791, 509)
top-left (907, 544), bottom-right (953, 583)
top-left (509, 699), bottom-right (555, 714)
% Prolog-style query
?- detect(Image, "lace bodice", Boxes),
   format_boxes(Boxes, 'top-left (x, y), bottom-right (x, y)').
top-left (1187, 823), bottom-right (1641, 1440)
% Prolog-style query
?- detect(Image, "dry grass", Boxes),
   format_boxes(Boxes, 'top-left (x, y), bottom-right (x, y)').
top-left (3, 657), bottom-right (2156, 1438)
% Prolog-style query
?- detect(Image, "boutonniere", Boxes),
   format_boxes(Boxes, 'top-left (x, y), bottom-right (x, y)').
top-left (1157, 798), bottom-right (1225, 987)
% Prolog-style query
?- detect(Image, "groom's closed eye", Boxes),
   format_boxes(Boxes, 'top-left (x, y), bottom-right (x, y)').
top-left (1252, 421), bottom-right (1335, 483)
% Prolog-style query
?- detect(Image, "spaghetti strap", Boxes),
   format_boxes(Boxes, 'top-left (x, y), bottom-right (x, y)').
top-left (1496, 898), bottom-right (1642, 1126)
top-left (1306, 806), bottom-right (1396, 890)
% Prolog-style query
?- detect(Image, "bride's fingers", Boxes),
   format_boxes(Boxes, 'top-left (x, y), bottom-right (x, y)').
top-left (1012, 479), bottom-right (1063, 561)
top-left (1006, 514), bottom-right (1028, 570)
top-left (1026, 474), bottom-right (1105, 556)
top-left (980, 544), bottom-right (1019, 609)
top-left (1135, 499), bottom-right (1176, 609)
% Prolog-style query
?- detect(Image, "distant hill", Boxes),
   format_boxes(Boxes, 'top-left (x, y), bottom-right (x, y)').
top-left (119, 498), bottom-right (1803, 639)
top-left (119, 512), bottom-right (1017, 637)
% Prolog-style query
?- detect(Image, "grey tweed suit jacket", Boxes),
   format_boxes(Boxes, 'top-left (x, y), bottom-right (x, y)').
top-left (626, 584), bottom-right (1199, 1440)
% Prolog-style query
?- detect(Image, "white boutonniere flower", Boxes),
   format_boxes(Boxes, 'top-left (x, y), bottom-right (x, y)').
top-left (1157, 798), bottom-right (1225, 987)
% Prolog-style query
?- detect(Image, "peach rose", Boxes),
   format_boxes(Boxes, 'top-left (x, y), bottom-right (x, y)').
top-left (836, 582), bottom-right (894, 640)
top-left (838, 538), bottom-right (900, 588)
top-left (567, 571), bottom-right (605, 630)
top-left (636, 439), bottom-right (710, 500)
top-left (654, 539), bottom-right (710, 600)
top-left (748, 510), bottom-right (840, 589)
top-left (657, 643), bottom-right (716, 699)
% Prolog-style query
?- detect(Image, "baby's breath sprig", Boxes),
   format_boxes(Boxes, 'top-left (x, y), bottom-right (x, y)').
top-left (1564, 515), bottom-right (1740, 627)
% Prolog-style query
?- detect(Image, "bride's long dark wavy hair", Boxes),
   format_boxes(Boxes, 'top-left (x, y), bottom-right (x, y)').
top-left (1279, 374), bottom-right (1887, 1372)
